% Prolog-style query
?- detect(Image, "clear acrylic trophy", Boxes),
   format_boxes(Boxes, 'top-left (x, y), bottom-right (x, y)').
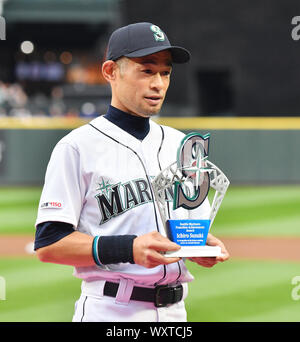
top-left (152, 132), bottom-right (230, 257)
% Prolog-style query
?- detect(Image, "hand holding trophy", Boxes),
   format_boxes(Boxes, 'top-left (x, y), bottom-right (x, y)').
top-left (152, 132), bottom-right (230, 258)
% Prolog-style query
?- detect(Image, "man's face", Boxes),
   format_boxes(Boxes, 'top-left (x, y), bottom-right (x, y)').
top-left (111, 50), bottom-right (172, 118)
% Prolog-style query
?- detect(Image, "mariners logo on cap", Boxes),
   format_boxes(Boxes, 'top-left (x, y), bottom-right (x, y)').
top-left (150, 25), bottom-right (165, 42)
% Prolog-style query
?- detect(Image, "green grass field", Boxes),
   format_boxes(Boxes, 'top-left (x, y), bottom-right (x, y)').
top-left (0, 187), bottom-right (41, 234)
top-left (0, 185), bottom-right (300, 322)
top-left (0, 258), bottom-right (81, 322)
top-left (185, 260), bottom-right (300, 322)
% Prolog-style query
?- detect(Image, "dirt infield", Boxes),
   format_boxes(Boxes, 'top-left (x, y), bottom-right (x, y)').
top-left (221, 237), bottom-right (300, 262)
top-left (0, 235), bottom-right (300, 261)
top-left (0, 235), bottom-right (36, 256)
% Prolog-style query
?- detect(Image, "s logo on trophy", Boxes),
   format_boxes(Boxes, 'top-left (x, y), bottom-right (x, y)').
top-left (152, 132), bottom-right (230, 257)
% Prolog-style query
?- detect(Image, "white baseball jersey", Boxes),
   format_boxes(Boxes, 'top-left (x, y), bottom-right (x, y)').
top-left (35, 115), bottom-right (211, 286)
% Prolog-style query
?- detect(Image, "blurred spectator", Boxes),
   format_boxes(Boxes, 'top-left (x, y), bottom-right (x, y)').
top-left (0, 81), bottom-right (29, 116)
top-left (65, 107), bottom-right (80, 118)
top-left (0, 106), bottom-right (7, 117)
top-left (0, 81), bottom-right (27, 107)
top-left (49, 86), bottom-right (65, 117)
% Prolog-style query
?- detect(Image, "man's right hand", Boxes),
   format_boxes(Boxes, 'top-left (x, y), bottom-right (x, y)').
top-left (132, 231), bottom-right (181, 268)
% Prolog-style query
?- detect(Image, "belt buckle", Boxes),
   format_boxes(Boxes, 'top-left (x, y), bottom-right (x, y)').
top-left (154, 284), bottom-right (183, 308)
top-left (172, 284), bottom-right (183, 303)
top-left (155, 285), bottom-right (169, 308)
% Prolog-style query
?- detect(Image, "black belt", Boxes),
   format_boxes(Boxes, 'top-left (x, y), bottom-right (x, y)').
top-left (103, 281), bottom-right (183, 308)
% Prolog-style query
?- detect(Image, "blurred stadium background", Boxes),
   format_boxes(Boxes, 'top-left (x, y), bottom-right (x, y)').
top-left (0, 0), bottom-right (300, 322)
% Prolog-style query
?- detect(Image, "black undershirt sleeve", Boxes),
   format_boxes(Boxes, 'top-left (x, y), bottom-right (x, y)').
top-left (34, 221), bottom-right (75, 250)
top-left (35, 222), bottom-right (137, 265)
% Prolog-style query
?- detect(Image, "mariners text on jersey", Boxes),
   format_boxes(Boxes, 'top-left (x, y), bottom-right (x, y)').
top-left (95, 176), bottom-right (174, 224)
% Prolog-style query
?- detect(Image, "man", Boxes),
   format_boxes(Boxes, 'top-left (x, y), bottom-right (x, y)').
top-left (35, 22), bottom-right (229, 322)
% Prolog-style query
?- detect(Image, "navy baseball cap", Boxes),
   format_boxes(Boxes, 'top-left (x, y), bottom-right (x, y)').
top-left (106, 22), bottom-right (191, 64)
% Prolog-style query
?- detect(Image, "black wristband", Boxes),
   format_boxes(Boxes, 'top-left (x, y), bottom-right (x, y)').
top-left (92, 235), bottom-right (137, 266)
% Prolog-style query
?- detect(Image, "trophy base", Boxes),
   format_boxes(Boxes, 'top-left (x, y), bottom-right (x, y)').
top-left (165, 245), bottom-right (222, 258)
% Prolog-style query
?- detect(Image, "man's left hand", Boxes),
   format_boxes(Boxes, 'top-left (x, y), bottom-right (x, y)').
top-left (187, 233), bottom-right (229, 268)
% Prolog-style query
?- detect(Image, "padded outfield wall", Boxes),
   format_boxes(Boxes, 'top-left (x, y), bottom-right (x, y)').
top-left (0, 116), bottom-right (299, 185)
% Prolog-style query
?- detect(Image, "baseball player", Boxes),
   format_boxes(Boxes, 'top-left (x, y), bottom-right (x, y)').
top-left (34, 22), bottom-right (229, 322)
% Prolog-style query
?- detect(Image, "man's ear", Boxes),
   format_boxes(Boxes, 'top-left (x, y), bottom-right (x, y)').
top-left (102, 60), bottom-right (117, 82)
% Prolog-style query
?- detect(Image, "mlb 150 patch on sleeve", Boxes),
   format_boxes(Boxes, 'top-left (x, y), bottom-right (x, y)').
top-left (40, 201), bottom-right (63, 209)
